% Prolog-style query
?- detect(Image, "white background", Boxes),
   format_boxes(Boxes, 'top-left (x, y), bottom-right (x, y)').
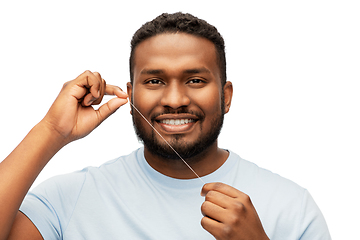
top-left (1, 0), bottom-right (359, 239)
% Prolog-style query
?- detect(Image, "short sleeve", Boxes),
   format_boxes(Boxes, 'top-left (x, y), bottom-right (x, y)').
top-left (20, 170), bottom-right (87, 239)
top-left (298, 190), bottom-right (332, 240)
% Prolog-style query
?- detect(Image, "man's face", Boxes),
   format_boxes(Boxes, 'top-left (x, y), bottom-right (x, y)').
top-left (128, 33), bottom-right (229, 161)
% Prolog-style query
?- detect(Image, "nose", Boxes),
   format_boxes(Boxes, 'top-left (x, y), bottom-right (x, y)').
top-left (160, 82), bottom-right (190, 109)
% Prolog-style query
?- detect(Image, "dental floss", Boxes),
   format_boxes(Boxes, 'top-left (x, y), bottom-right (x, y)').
top-left (128, 99), bottom-right (205, 184)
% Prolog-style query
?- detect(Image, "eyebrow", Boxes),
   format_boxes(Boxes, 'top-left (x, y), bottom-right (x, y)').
top-left (140, 69), bottom-right (164, 75)
top-left (140, 67), bottom-right (211, 75)
top-left (183, 67), bottom-right (211, 74)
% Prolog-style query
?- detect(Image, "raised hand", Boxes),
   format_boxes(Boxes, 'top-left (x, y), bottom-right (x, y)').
top-left (42, 70), bottom-right (128, 144)
top-left (0, 71), bottom-right (128, 239)
top-left (201, 182), bottom-right (269, 240)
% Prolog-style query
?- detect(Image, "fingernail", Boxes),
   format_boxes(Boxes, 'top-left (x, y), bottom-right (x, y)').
top-left (88, 97), bottom-right (97, 105)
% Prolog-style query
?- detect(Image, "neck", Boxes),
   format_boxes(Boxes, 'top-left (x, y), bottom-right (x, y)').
top-left (143, 141), bottom-right (229, 179)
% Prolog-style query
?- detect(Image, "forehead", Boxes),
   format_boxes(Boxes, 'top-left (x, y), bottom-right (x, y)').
top-left (133, 33), bottom-right (220, 81)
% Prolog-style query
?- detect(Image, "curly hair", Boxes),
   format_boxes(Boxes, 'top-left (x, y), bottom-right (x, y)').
top-left (129, 12), bottom-right (226, 86)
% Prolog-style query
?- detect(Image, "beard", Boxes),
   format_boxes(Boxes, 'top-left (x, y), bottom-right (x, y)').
top-left (132, 100), bottom-right (225, 162)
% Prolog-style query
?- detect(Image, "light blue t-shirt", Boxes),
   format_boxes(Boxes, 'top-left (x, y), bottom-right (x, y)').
top-left (20, 148), bottom-right (331, 239)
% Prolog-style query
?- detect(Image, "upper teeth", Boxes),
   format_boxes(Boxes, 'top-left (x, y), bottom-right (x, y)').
top-left (160, 119), bottom-right (194, 125)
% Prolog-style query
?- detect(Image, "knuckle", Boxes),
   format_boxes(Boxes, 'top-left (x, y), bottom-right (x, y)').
top-left (242, 193), bottom-right (252, 205)
top-left (200, 201), bottom-right (208, 212)
top-left (220, 225), bottom-right (233, 239)
top-left (204, 190), bottom-right (215, 201)
top-left (228, 213), bottom-right (241, 226)
top-left (212, 182), bottom-right (224, 191)
top-left (62, 81), bottom-right (71, 89)
top-left (82, 70), bottom-right (94, 81)
top-left (93, 71), bottom-right (102, 79)
top-left (232, 200), bottom-right (245, 212)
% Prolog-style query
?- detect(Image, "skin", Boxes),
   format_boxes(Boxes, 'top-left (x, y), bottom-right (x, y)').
top-left (201, 182), bottom-right (269, 240)
top-left (128, 33), bottom-right (232, 179)
top-left (128, 33), bottom-right (268, 239)
top-left (0, 33), bottom-right (269, 239)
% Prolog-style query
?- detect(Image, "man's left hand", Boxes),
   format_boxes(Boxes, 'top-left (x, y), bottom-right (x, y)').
top-left (201, 182), bottom-right (269, 240)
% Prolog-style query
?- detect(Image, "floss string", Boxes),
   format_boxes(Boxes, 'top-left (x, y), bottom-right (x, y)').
top-left (128, 99), bottom-right (205, 184)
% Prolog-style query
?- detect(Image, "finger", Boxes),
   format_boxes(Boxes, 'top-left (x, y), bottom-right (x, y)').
top-left (85, 83), bottom-right (128, 107)
top-left (80, 70), bottom-right (102, 97)
top-left (92, 71), bottom-right (102, 81)
top-left (204, 189), bottom-right (234, 209)
top-left (91, 72), bottom-right (107, 105)
top-left (80, 72), bottom-right (105, 106)
top-left (201, 200), bottom-right (227, 223)
top-left (201, 216), bottom-right (223, 239)
top-left (202, 183), bottom-right (253, 209)
top-left (105, 84), bottom-right (128, 98)
top-left (87, 71), bottom-right (102, 98)
top-left (201, 182), bottom-right (240, 198)
top-left (68, 71), bottom-right (102, 104)
top-left (91, 78), bottom-right (106, 105)
top-left (95, 97), bottom-right (128, 124)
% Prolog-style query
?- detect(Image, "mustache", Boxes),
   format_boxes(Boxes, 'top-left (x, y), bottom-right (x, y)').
top-left (151, 108), bottom-right (205, 121)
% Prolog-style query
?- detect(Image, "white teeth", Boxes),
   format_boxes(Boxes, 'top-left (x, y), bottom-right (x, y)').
top-left (161, 119), bottom-right (194, 125)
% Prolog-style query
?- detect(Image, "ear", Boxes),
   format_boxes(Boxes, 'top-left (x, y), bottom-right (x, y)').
top-left (223, 81), bottom-right (233, 114)
top-left (127, 82), bottom-right (133, 115)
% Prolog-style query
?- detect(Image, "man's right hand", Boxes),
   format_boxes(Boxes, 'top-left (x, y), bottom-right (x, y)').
top-left (41, 70), bottom-right (128, 145)
top-left (0, 71), bottom-right (128, 240)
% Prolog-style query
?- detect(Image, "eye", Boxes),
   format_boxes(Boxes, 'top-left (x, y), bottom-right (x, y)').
top-left (187, 78), bottom-right (207, 87)
top-left (146, 79), bottom-right (163, 85)
top-left (188, 79), bottom-right (203, 84)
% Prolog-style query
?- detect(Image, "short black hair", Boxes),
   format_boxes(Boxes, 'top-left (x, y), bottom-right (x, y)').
top-left (129, 12), bottom-right (226, 86)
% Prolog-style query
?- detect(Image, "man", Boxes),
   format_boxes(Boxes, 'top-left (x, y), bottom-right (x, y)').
top-left (0, 12), bottom-right (330, 239)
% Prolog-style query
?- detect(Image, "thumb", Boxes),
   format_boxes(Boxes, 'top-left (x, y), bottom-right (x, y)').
top-left (96, 97), bottom-right (128, 124)
top-left (201, 183), bottom-right (210, 197)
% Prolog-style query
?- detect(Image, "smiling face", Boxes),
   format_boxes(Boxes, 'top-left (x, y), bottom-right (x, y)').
top-left (128, 33), bottom-right (232, 162)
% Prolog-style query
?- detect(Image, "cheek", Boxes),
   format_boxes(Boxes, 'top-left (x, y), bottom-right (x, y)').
top-left (132, 88), bottom-right (162, 116)
top-left (191, 86), bottom-right (222, 115)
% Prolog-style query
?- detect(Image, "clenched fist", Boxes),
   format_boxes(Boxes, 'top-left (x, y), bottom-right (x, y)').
top-left (201, 182), bottom-right (269, 240)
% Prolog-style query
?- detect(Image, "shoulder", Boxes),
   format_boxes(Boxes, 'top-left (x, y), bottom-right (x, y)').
top-left (228, 151), bottom-right (331, 239)
top-left (19, 149), bottom-right (143, 239)
top-left (228, 151), bottom-right (304, 197)
top-left (228, 151), bottom-right (306, 222)
top-left (24, 148), bottom-right (142, 208)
